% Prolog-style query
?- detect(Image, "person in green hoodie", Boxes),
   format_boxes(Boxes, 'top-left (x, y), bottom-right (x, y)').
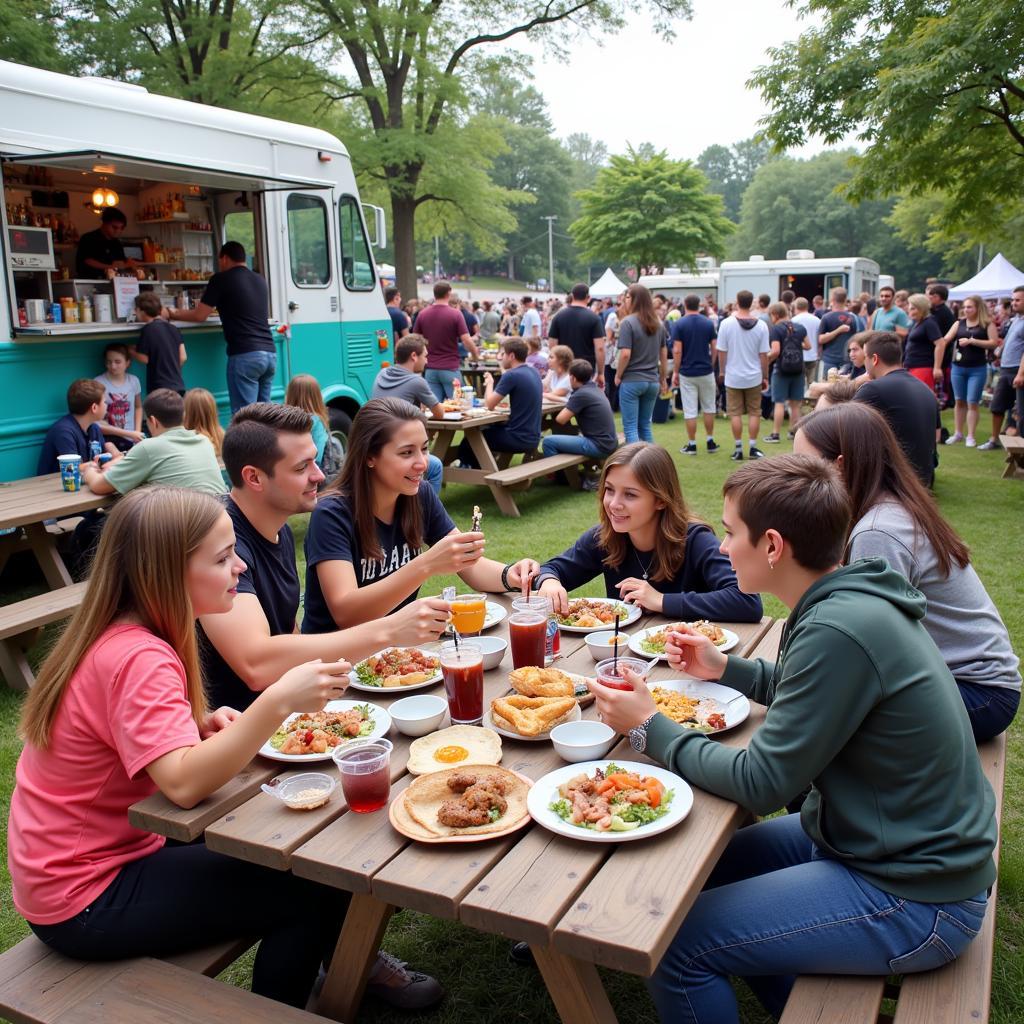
top-left (587, 453), bottom-right (997, 1024)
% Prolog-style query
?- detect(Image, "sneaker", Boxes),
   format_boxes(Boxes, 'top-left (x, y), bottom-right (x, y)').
top-left (730, 448), bottom-right (744, 461)
top-left (749, 446), bottom-right (766, 460)
top-left (944, 433), bottom-right (964, 446)
top-left (763, 433), bottom-right (781, 444)
top-left (680, 442), bottom-right (698, 455)
top-left (787, 430), bottom-right (796, 441)
top-left (978, 438), bottom-right (1002, 451)
top-left (965, 436), bottom-right (977, 448)
top-left (706, 438), bottom-right (720, 453)
top-left (367, 952), bottom-right (444, 1010)
top-left (510, 941), bottom-right (535, 966)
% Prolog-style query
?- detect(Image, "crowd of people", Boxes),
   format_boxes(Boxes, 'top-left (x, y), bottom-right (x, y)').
top-left (7, 267), bottom-right (1022, 1024)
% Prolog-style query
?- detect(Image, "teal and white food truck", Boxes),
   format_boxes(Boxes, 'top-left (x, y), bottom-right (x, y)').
top-left (1, 60), bottom-right (390, 480)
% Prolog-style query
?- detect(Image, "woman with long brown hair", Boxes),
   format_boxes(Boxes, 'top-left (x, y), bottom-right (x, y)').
top-left (941, 294), bottom-right (999, 447)
top-left (8, 486), bottom-right (355, 1008)
top-left (534, 442), bottom-right (761, 620)
top-left (615, 284), bottom-right (669, 443)
top-left (302, 397), bottom-right (540, 631)
top-left (183, 387), bottom-right (224, 457)
top-left (284, 372), bottom-right (331, 468)
top-left (794, 402), bottom-right (1020, 741)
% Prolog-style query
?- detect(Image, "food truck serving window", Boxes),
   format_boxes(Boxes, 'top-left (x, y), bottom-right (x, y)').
top-left (286, 194), bottom-right (330, 287)
top-left (338, 195), bottom-right (375, 291)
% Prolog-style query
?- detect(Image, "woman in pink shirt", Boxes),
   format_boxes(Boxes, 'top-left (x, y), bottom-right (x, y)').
top-left (8, 486), bottom-right (354, 1008)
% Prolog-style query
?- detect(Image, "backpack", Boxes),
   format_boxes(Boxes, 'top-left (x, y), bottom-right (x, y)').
top-left (318, 433), bottom-right (345, 486)
top-left (778, 323), bottom-right (804, 375)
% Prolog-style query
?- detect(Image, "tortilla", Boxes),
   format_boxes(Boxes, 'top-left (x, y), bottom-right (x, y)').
top-left (402, 765), bottom-right (530, 837)
top-left (406, 724), bottom-right (502, 775)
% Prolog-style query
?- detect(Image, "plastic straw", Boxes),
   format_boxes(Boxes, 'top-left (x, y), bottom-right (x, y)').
top-left (613, 613), bottom-right (620, 675)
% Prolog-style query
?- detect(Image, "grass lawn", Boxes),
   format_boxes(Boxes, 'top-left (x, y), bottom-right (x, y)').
top-left (0, 409), bottom-right (1022, 1023)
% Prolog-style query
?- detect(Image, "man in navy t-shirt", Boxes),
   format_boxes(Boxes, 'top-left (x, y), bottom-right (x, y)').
top-left (817, 287), bottom-right (857, 373)
top-left (37, 378), bottom-right (112, 475)
top-left (670, 295), bottom-right (719, 455)
top-left (385, 286), bottom-right (410, 342)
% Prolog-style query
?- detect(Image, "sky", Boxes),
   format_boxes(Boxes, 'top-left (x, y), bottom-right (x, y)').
top-left (516, 0), bottom-right (828, 162)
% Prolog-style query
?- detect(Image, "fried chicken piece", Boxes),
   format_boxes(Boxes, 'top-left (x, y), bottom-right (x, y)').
top-left (436, 779), bottom-right (508, 827)
top-left (437, 798), bottom-right (491, 828)
top-left (462, 783), bottom-right (508, 816)
top-left (446, 772), bottom-right (481, 793)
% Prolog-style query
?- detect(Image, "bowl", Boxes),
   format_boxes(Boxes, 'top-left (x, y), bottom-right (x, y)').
top-left (388, 694), bottom-right (448, 737)
top-left (550, 720), bottom-right (618, 763)
top-left (260, 772), bottom-right (336, 811)
top-left (584, 630), bottom-right (631, 663)
top-left (472, 634), bottom-right (508, 670)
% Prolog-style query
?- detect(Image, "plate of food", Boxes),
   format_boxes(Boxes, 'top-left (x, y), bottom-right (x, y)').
top-left (389, 764), bottom-right (532, 843)
top-left (555, 597), bottom-right (641, 633)
top-left (348, 646), bottom-right (442, 693)
top-left (259, 700), bottom-right (392, 763)
top-left (647, 679), bottom-right (749, 734)
top-left (485, 694), bottom-right (582, 741)
top-left (628, 621), bottom-right (739, 661)
top-left (506, 664), bottom-right (595, 707)
top-left (527, 760), bottom-right (693, 843)
top-left (406, 724), bottom-right (503, 775)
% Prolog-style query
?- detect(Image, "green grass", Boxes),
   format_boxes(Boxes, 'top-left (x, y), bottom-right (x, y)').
top-left (1, 409), bottom-right (1022, 1023)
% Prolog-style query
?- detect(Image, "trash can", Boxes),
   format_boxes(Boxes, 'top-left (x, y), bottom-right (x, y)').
top-left (653, 390), bottom-right (674, 424)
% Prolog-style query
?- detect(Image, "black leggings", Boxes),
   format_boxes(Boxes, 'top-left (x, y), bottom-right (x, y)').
top-left (28, 841), bottom-right (350, 1008)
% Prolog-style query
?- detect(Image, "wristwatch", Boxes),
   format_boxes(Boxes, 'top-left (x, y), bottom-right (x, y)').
top-left (629, 713), bottom-right (659, 754)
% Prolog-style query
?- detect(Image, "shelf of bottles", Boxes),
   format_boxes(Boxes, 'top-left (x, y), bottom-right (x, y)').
top-left (137, 190), bottom-right (215, 283)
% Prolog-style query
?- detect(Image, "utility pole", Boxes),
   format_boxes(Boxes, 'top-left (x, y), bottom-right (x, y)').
top-left (541, 215), bottom-right (557, 297)
top-left (434, 236), bottom-right (440, 281)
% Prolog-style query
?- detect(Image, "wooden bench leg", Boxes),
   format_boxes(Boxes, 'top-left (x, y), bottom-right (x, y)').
top-left (0, 637), bottom-right (35, 690)
top-left (530, 944), bottom-right (619, 1024)
top-left (489, 482), bottom-right (522, 517)
top-left (317, 893), bottom-right (395, 1022)
top-left (1002, 453), bottom-right (1023, 479)
top-left (24, 522), bottom-right (73, 589)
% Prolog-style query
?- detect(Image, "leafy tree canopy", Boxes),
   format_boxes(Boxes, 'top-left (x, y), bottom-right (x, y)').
top-left (696, 136), bottom-right (774, 220)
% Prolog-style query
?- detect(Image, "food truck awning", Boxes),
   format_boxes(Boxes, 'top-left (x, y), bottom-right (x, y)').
top-left (0, 150), bottom-right (333, 192)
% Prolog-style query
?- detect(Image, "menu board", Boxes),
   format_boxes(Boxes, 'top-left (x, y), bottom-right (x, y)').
top-left (113, 277), bottom-right (140, 319)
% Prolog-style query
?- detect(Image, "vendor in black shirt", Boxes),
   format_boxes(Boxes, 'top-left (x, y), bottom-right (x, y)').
top-left (75, 208), bottom-right (145, 280)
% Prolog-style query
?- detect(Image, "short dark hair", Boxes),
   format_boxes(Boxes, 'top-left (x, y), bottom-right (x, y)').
top-left (1014, 286), bottom-right (1024, 296)
top-left (100, 208), bottom-right (127, 226)
top-left (384, 286), bottom-right (400, 304)
top-left (758, 293), bottom-right (771, 308)
top-left (501, 337), bottom-right (528, 362)
top-left (863, 331), bottom-right (902, 366)
top-left (571, 283), bottom-right (589, 301)
top-left (879, 285), bottom-right (895, 296)
top-left (684, 294), bottom-right (700, 311)
top-left (223, 403), bottom-right (313, 487)
top-left (735, 290), bottom-right (753, 310)
top-left (521, 295), bottom-right (534, 306)
top-left (395, 333), bottom-right (427, 363)
top-left (219, 240), bottom-right (246, 263)
top-left (143, 388), bottom-right (185, 428)
top-left (135, 292), bottom-right (162, 318)
top-left (433, 281), bottom-right (451, 300)
top-left (104, 342), bottom-right (131, 361)
top-left (780, 289), bottom-right (795, 304)
top-left (926, 283), bottom-right (949, 301)
top-left (722, 453), bottom-right (851, 571)
top-left (67, 378), bottom-right (106, 415)
top-left (568, 358), bottom-right (593, 384)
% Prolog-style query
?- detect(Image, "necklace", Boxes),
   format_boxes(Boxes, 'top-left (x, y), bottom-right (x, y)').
top-left (634, 547), bottom-right (655, 580)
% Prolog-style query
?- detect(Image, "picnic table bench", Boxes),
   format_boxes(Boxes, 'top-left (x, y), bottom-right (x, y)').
top-left (998, 434), bottom-right (1024, 478)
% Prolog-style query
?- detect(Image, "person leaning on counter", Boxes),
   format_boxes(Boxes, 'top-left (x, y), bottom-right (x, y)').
top-left (75, 208), bottom-right (145, 281)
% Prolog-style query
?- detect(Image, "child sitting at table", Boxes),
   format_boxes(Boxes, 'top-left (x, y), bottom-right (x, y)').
top-left (36, 378), bottom-right (117, 475)
top-left (129, 291), bottom-right (187, 396)
top-left (94, 343), bottom-right (143, 451)
top-left (587, 453), bottom-right (997, 1024)
top-left (183, 387), bottom-right (224, 458)
top-left (535, 441), bottom-right (761, 621)
top-left (525, 336), bottom-right (548, 378)
top-left (540, 358), bottom-right (618, 463)
top-left (302, 397), bottom-right (540, 631)
top-left (542, 344), bottom-right (573, 400)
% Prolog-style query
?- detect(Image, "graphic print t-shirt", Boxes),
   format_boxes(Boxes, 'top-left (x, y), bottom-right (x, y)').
top-left (301, 484), bottom-right (455, 633)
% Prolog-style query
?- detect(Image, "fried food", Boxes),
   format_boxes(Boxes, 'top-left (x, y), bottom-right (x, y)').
top-left (491, 694), bottom-right (577, 737)
top-left (401, 764), bottom-right (529, 837)
top-left (437, 777), bottom-right (509, 827)
top-left (383, 671), bottom-right (432, 688)
top-left (508, 665), bottom-right (576, 698)
top-left (691, 620), bottom-right (726, 645)
top-left (556, 598), bottom-right (628, 628)
top-left (355, 647), bottom-right (440, 688)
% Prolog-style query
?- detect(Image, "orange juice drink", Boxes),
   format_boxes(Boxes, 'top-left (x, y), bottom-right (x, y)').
top-left (450, 593), bottom-right (486, 635)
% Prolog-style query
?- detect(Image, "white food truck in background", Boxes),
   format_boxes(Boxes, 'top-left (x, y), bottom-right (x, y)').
top-left (716, 251), bottom-right (880, 305)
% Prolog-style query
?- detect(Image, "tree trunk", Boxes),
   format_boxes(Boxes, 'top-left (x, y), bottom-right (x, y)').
top-left (507, 251), bottom-right (516, 281)
top-left (392, 193), bottom-right (419, 302)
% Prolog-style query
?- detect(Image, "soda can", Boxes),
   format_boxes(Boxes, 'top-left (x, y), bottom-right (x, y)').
top-left (89, 440), bottom-right (102, 460)
top-left (51, 303), bottom-right (62, 324)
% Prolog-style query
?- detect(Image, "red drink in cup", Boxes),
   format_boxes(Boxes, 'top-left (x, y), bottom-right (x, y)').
top-left (439, 641), bottom-right (484, 725)
top-left (512, 596), bottom-right (559, 663)
top-left (595, 657), bottom-right (647, 691)
top-left (334, 739), bottom-right (393, 813)
top-left (509, 611), bottom-right (547, 669)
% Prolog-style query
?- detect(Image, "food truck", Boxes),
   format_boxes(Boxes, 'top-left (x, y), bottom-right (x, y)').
top-left (1, 60), bottom-right (390, 479)
top-left (716, 252), bottom-right (880, 306)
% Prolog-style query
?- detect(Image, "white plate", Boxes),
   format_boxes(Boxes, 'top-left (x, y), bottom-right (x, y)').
top-left (484, 701), bottom-right (582, 742)
top-left (347, 647), bottom-right (443, 694)
top-left (628, 624), bottom-right (739, 661)
top-left (646, 679), bottom-right (750, 734)
top-left (556, 598), bottom-right (642, 634)
top-left (527, 760), bottom-right (693, 843)
top-left (259, 700), bottom-right (392, 763)
top-left (482, 601), bottom-right (507, 630)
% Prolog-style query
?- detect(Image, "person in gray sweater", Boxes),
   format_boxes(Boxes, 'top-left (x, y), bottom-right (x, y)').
top-left (795, 402), bottom-right (1019, 741)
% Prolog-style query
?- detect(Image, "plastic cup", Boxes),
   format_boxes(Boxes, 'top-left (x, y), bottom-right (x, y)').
top-left (439, 641), bottom-right (484, 725)
top-left (595, 657), bottom-right (647, 692)
top-left (333, 738), bottom-right (393, 813)
top-left (57, 454), bottom-right (82, 492)
top-left (509, 610), bottom-right (547, 670)
top-left (450, 593), bottom-right (486, 636)
top-left (512, 595), bottom-right (559, 662)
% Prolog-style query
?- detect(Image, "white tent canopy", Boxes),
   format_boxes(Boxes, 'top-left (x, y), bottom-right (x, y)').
top-left (589, 267), bottom-right (628, 298)
top-left (949, 253), bottom-right (1024, 300)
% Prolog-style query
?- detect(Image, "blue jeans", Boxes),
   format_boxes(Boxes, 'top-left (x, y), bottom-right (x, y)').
top-left (957, 679), bottom-right (1020, 742)
top-left (541, 434), bottom-right (609, 459)
top-left (950, 364), bottom-right (987, 405)
top-left (425, 368), bottom-right (460, 402)
top-left (425, 454), bottom-right (443, 495)
top-left (648, 814), bottom-right (987, 1024)
top-left (227, 350), bottom-right (277, 413)
top-left (619, 379), bottom-right (659, 443)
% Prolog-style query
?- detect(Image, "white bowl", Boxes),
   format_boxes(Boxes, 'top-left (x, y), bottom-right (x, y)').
top-left (388, 694), bottom-right (448, 737)
top-left (550, 720), bottom-right (618, 762)
top-left (584, 629), bottom-right (631, 663)
top-left (472, 634), bottom-right (508, 670)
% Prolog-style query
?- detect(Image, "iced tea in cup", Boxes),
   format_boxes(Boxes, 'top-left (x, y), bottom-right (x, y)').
top-left (450, 593), bottom-right (486, 636)
top-left (509, 610), bottom-right (547, 670)
top-left (334, 739), bottom-right (393, 813)
top-left (512, 595), bottom-right (559, 662)
top-left (595, 657), bottom-right (647, 692)
top-left (440, 641), bottom-right (484, 725)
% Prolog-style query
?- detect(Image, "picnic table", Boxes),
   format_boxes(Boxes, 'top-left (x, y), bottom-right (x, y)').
top-left (459, 362), bottom-right (502, 393)
top-left (129, 595), bottom-right (773, 1023)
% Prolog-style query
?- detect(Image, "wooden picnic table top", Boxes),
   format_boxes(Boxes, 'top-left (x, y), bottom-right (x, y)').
top-left (0, 472), bottom-right (109, 530)
top-left (129, 595), bottom-right (776, 1020)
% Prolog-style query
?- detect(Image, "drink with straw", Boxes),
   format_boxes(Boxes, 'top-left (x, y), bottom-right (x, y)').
top-left (512, 595), bottom-right (559, 663)
top-left (508, 610), bottom-right (547, 669)
top-left (439, 640), bottom-right (484, 725)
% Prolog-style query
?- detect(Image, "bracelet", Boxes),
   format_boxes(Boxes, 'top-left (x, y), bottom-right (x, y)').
top-left (501, 563), bottom-right (515, 592)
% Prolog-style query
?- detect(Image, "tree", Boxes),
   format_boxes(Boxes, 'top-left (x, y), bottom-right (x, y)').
top-left (750, 0), bottom-right (1024, 232)
top-left (0, 0), bottom-right (74, 72)
top-left (697, 137), bottom-right (774, 220)
top-left (570, 146), bottom-right (733, 278)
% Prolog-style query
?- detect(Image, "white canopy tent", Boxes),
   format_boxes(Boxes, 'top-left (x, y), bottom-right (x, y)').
top-left (589, 267), bottom-right (628, 298)
top-left (948, 253), bottom-right (1024, 300)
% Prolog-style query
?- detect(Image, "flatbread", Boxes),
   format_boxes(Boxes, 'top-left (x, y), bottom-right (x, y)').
top-left (406, 724), bottom-right (502, 775)
top-left (490, 695), bottom-right (578, 737)
top-left (402, 765), bottom-right (530, 837)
